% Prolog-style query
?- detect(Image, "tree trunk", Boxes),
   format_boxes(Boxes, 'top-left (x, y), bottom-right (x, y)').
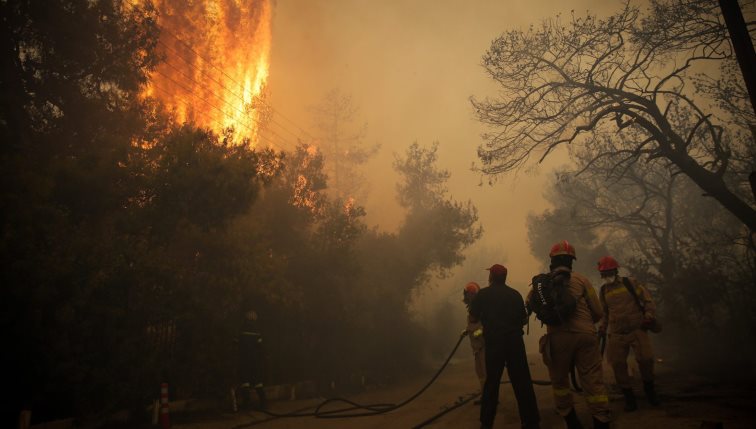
top-left (668, 151), bottom-right (756, 231)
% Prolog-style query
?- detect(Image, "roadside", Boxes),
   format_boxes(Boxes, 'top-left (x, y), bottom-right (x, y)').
top-left (171, 350), bottom-right (756, 429)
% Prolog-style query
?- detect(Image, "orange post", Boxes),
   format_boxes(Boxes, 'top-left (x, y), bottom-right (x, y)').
top-left (160, 383), bottom-right (170, 429)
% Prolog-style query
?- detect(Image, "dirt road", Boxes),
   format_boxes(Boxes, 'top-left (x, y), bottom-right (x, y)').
top-left (175, 351), bottom-right (756, 429)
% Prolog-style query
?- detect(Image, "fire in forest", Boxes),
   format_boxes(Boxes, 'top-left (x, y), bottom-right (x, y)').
top-left (144, 0), bottom-right (272, 144)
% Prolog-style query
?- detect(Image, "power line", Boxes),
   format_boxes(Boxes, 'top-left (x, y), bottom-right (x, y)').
top-left (156, 24), bottom-right (315, 140)
top-left (150, 84), bottom-right (226, 131)
top-left (264, 101), bottom-right (316, 140)
top-left (152, 84), bottom-right (286, 152)
top-left (125, 0), bottom-right (316, 143)
top-left (150, 70), bottom-right (289, 152)
top-left (152, 82), bottom-right (292, 154)
top-left (152, 51), bottom-right (297, 149)
top-left (158, 26), bottom-right (314, 139)
top-left (154, 37), bottom-right (309, 144)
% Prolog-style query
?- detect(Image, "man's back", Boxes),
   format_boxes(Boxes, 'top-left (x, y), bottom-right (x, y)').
top-left (470, 284), bottom-right (527, 341)
top-left (545, 270), bottom-right (603, 334)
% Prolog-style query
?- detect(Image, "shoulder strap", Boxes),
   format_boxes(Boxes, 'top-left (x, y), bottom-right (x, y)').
top-left (621, 277), bottom-right (645, 313)
top-left (580, 279), bottom-right (588, 303)
top-left (599, 284), bottom-right (608, 316)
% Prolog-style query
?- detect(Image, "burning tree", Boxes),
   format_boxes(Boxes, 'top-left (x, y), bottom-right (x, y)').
top-left (1, 1), bottom-right (482, 424)
top-left (145, 0), bottom-right (273, 143)
top-left (471, 0), bottom-right (756, 230)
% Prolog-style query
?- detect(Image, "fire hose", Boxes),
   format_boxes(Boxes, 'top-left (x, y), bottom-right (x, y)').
top-left (232, 331), bottom-right (555, 428)
top-left (232, 332), bottom-right (468, 427)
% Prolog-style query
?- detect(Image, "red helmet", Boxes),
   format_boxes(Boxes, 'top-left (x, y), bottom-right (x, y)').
top-left (549, 240), bottom-right (577, 259)
top-left (597, 256), bottom-right (619, 272)
top-left (464, 281), bottom-right (480, 294)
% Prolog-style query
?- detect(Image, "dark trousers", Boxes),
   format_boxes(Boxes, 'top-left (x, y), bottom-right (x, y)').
top-left (480, 334), bottom-right (540, 428)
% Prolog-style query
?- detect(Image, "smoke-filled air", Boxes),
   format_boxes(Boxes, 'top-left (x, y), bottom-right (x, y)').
top-left (2, 1), bottom-right (755, 428)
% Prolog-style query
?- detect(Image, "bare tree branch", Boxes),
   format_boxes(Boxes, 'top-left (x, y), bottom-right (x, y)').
top-left (472, 0), bottom-right (756, 229)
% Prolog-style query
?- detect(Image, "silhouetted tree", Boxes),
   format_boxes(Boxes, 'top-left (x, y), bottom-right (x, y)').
top-left (527, 131), bottom-right (756, 367)
top-left (472, 0), bottom-right (756, 230)
top-left (310, 89), bottom-right (379, 202)
top-left (1, 3), bottom-right (480, 424)
top-left (1, 0), bottom-right (163, 423)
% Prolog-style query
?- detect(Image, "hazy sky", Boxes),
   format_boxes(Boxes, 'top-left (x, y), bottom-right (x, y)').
top-left (267, 0), bottom-right (626, 290)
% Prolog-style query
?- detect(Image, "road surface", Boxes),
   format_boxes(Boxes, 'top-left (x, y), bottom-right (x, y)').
top-left (175, 350), bottom-right (756, 429)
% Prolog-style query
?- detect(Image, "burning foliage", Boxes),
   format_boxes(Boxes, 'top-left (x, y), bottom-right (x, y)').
top-left (0, 1), bottom-right (481, 425)
top-left (143, 0), bottom-right (273, 143)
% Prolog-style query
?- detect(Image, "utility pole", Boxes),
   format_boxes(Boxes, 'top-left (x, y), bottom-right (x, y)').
top-left (719, 1), bottom-right (756, 241)
top-left (719, 0), bottom-right (756, 116)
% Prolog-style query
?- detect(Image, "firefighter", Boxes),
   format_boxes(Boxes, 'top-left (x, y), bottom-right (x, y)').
top-left (469, 264), bottom-right (540, 429)
top-left (237, 310), bottom-right (267, 410)
top-left (530, 241), bottom-right (611, 429)
top-left (463, 281), bottom-right (486, 400)
top-left (597, 256), bottom-right (661, 411)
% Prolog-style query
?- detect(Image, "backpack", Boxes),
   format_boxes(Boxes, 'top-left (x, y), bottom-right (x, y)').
top-left (529, 271), bottom-right (578, 326)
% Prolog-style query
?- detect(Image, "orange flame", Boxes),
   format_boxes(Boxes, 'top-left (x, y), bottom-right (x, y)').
top-left (145, 0), bottom-right (272, 145)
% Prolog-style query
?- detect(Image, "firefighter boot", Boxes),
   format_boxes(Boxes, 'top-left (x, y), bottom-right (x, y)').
top-left (564, 408), bottom-right (584, 429)
top-left (592, 417), bottom-right (610, 429)
top-left (643, 381), bottom-right (661, 406)
top-left (621, 388), bottom-right (638, 412)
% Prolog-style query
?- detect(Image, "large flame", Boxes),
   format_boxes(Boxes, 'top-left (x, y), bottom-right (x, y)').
top-left (144, 0), bottom-right (272, 145)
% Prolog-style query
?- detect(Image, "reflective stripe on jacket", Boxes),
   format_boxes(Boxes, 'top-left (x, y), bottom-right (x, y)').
top-left (599, 277), bottom-right (656, 334)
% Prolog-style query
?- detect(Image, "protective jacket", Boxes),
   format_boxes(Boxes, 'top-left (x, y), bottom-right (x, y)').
top-left (599, 277), bottom-right (658, 391)
top-left (466, 316), bottom-right (485, 353)
top-left (528, 268), bottom-right (611, 423)
top-left (527, 268), bottom-right (603, 334)
top-left (599, 277), bottom-right (656, 334)
top-left (465, 314), bottom-right (486, 390)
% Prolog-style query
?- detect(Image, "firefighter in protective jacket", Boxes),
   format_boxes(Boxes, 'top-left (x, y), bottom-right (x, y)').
top-left (597, 256), bottom-right (660, 411)
top-left (463, 281), bottom-right (486, 394)
top-left (237, 310), bottom-right (267, 410)
top-left (528, 240), bottom-right (611, 429)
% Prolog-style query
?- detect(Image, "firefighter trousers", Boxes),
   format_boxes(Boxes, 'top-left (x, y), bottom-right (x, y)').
top-left (474, 347), bottom-right (486, 391)
top-left (469, 335), bottom-right (487, 391)
top-left (606, 329), bottom-right (654, 389)
top-left (481, 334), bottom-right (540, 429)
top-left (541, 331), bottom-right (611, 423)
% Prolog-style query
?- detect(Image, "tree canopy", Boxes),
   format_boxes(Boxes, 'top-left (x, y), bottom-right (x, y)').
top-left (1, 2), bottom-right (481, 424)
top-left (309, 89), bottom-right (379, 202)
top-left (472, 0), bottom-right (756, 230)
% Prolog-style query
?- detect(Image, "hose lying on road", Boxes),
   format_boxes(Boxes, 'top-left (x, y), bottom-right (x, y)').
top-left (232, 332), bottom-right (553, 428)
top-left (233, 333), bottom-right (467, 427)
top-left (411, 391), bottom-right (480, 429)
